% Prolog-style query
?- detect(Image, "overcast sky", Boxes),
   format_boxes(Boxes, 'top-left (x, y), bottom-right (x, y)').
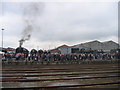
top-left (0, 1), bottom-right (118, 50)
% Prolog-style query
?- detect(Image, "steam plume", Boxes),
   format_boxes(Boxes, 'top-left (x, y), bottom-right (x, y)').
top-left (19, 2), bottom-right (44, 47)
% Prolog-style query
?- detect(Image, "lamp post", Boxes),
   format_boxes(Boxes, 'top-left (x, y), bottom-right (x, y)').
top-left (1, 28), bottom-right (4, 52)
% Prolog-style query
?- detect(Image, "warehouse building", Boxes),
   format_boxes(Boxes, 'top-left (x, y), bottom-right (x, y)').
top-left (55, 40), bottom-right (119, 54)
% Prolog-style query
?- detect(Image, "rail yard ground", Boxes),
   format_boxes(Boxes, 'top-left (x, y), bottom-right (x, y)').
top-left (1, 60), bottom-right (120, 90)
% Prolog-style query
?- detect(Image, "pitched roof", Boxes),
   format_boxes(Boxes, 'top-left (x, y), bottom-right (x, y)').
top-left (102, 40), bottom-right (117, 44)
top-left (70, 40), bottom-right (101, 47)
top-left (57, 44), bottom-right (70, 48)
top-left (83, 40), bottom-right (101, 44)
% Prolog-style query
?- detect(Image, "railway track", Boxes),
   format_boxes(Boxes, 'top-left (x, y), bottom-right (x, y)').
top-left (2, 74), bottom-right (120, 82)
top-left (2, 81), bottom-right (120, 90)
top-left (1, 63), bottom-right (120, 89)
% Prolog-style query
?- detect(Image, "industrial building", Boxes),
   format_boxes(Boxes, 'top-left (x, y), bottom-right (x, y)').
top-left (54, 40), bottom-right (119, 54)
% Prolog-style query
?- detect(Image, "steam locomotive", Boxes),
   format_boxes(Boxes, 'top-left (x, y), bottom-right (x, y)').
top-left (16, 47), bottom-right (44, 55)
top-left (15, 47), bottom-right (29, 59)
top-left (16, 47), bottom-right (29, 54)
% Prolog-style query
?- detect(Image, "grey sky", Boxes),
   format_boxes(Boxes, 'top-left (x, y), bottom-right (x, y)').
top-left (0, 1), bottom-right (118, 50)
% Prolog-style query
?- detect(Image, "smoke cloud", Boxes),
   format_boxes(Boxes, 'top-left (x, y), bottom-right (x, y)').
top-left (19, 2), bottom-right (45, 47)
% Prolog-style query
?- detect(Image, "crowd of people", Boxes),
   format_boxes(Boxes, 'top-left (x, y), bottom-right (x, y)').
top-left (2, 49), bottom-right (120, 64)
